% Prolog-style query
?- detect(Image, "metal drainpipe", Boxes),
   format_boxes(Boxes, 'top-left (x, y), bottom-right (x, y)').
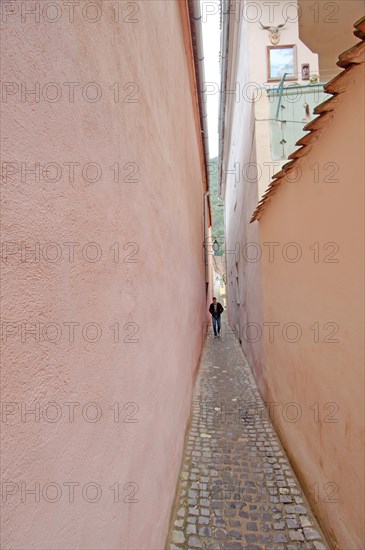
top-left (188, 0), bottom-right (211, 295)
top-left (188, 0), bottom-right (210, 174)
top-left (275, 72), bottom-right (288, 119)
top-left (218, 0), bottom-right (230, 199)
top-left (203, 191), bottom-right (210, 292)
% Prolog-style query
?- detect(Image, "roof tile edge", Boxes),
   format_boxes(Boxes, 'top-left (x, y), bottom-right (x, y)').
top-left (250, 16), bottom-right (365, 223)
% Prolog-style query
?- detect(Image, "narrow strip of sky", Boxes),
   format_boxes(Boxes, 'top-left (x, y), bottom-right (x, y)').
top-left (200, 0), bottom-right (221, 159)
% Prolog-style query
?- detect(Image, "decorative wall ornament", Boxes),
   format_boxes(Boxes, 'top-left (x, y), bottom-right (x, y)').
top-left (302, 63), bottom-right (310, 80)
top-left (259, 19), bottom-right (288, 45)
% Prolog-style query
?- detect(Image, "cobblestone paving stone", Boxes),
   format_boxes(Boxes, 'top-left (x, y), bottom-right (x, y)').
top-left (167, 321), bottom-right (328, 550)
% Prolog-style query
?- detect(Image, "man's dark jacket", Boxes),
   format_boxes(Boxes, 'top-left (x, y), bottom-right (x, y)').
top-left (209, 302), bottom-right (224, 318)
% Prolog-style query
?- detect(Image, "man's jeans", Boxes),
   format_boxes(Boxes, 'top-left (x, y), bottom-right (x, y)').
top-left (212, 315), bottom-right (221, 336)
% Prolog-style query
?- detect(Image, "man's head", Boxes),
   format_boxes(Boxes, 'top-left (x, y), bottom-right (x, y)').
top-left (213, 297), bottom-right (217, 303)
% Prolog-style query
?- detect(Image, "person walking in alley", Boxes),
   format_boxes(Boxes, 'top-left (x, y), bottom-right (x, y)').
top-left (209, 297), bottom-right (224, 338)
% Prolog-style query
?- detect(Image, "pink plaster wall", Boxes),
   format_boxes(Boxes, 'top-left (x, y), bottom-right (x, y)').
top-left (224, 117), bottom-right (266, 391)
top-left (222, 15), bottom-right (265, 394)
top-left (258, 63), bottom-right (365, 549)
top-left (1, 2), bottom-right (208, 548)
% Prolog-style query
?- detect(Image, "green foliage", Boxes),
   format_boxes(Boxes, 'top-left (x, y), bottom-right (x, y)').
top-left (209, 157), bottom-right (225, 256)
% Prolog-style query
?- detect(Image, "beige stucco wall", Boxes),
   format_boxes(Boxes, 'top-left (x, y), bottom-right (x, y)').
top-left (258, 62), bottom-right (365, 549)
top-left (246, 0), bottom-right (319, 198)
top-left (248, 0), bottom-right (319, 85)
top-left (1, 2), bottom-right (208, 548)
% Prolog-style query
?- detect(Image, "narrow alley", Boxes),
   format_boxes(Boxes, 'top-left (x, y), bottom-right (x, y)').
top-left (1, 0), bottom-right (364, 549)
top-left (167, 318), bottom-right (327, 550)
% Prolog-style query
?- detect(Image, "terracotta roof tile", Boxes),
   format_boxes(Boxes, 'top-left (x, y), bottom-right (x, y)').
top-left (288, 146), bottom-right (312, 160)
top-left (296, 131), bottom-right (319, 147)
top-left (337, 41), bottom-right (365, 68)
top-left (251, 20), bottom-right (365, 223)
top-left (354, 15), bottom-right (365, 40)
top-left (324, 65), bottom-right (357, 94)
top-left (303, 110), bottom-right (334, 131)
top-left (313, 95), bottom-right (338, 114)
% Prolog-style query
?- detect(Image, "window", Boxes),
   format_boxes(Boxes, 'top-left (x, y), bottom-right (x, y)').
top-left (267, 45), bottom-right (297, 82)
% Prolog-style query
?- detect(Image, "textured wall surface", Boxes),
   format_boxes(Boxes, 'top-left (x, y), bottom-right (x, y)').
top-left (1, 1), bottom-right (207, 548)
top-left (223, 12), bottom-right (266, 397)
top-left (222, 5), bottom-right (364, 548)
top-left (259, 63), bottom-right (365, 549)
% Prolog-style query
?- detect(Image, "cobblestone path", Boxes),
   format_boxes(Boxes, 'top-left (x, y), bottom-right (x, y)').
top-left (167, 320), bottom-right (328, 550)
